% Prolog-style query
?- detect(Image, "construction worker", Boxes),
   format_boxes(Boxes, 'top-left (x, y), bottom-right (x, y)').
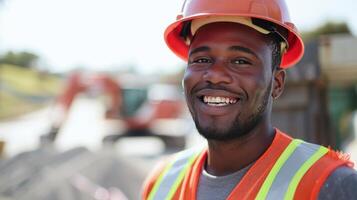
top-left (142, 0), bottom-right (357, 199)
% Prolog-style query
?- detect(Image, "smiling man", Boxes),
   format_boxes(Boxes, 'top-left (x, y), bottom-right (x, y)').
top-left (142, 0), bottom-right (357, 199)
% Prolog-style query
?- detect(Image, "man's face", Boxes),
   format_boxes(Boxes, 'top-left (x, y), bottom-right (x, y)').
top-left (183, 22), bottom-right (275, 141)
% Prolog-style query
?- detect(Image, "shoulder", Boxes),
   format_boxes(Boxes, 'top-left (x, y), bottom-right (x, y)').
top-left (141, 147), bottom-right (205, 199)
top-left (319, 166), bottom-right (357, 200)
top-left (141, 156), bottom-right (171, 199)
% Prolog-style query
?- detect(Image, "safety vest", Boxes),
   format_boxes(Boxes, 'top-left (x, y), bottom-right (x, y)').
top-left (142, 129), bottom-right (353, 200)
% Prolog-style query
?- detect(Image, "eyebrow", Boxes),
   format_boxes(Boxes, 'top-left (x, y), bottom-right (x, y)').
top-left (188, 46), bottom-right (210, 57)
top-left (189, 45), bottom-right (259, 59)
top-left (229, 46), bottom-right (258, 59)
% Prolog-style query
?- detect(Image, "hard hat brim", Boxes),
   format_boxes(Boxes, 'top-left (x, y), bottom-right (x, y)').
top-left (164, 13), bottom-right (304, 68)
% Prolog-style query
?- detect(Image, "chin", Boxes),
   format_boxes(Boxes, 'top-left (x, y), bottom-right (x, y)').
top-left (196, 123), bottom-right (248, 141)
top-left (194, 114), bottom-right (263, 141)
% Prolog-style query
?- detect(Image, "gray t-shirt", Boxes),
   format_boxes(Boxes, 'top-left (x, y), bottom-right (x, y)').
top-left (197, 165), bottom-right (357, 200)
top-left (197, 164), bottom-right (252, 200)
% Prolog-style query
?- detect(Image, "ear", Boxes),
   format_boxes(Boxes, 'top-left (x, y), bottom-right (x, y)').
top-left (272, 69), bottom-right (286, 99)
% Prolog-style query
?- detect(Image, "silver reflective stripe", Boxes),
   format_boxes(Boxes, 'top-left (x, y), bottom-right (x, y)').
top-left (265, 142), bottom-right (321, 200)
top-left (152, 148), bottom-right (200, 200)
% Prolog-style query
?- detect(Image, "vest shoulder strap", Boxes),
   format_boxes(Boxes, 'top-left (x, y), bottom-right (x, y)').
top-left (147, 147), bottom-right (202, 200)
top-left (256, 139), bottom-right (329, 200)
top-left (294, 148), bottom-right (354, 200)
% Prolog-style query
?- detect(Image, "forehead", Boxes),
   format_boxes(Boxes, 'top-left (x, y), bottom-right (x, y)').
top-left (189, 22), bottom-right (271, 54)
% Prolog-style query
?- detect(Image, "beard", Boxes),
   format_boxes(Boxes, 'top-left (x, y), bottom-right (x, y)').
top-left (193, 82), bottom-right (272, 141)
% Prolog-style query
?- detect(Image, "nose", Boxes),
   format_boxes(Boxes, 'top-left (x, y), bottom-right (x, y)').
top-left (202, 60), bottom-right (232, 84)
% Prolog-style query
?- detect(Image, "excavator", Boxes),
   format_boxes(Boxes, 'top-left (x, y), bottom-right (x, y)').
top-left (42, 71), bottom-right (189, 149)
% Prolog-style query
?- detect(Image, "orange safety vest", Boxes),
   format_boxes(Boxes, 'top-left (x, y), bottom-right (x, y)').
top-left (142, 129), bottom-right (353, 200)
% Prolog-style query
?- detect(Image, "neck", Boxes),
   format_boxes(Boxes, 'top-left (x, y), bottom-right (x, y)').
top-left (205, 124), bottom-right (275, 176)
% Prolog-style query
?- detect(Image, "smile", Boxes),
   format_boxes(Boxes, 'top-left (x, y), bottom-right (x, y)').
top-left (202, 95), bottom-right (238, 106)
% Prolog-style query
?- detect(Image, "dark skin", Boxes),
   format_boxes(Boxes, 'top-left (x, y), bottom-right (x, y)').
top-left (183, 22), bottom-right (286, 176)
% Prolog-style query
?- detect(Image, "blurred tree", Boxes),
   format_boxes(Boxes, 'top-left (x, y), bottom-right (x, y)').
top-left (302, 21), bottom-right (352, 42)
top-left (0, 51), bottom-right (39, 68)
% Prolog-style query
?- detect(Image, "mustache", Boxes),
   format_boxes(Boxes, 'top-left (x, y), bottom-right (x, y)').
top-left (192, 82), bottom-right (237, 94)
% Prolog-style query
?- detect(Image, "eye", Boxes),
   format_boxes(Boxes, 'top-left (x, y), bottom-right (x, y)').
top-left (231, 58), bottom-right (252, 65)
top-left (191, 57), bottom-right (212, 64)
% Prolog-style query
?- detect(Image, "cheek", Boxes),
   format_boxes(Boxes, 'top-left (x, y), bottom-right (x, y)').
top-left (182, 70), bottom-right (196, 114)
top-left (252, 79), bottom-right (272, 104)
top-left (183, 68), bottom-right (199, 96)
top-left (243, 75), bottom-right (270, 104)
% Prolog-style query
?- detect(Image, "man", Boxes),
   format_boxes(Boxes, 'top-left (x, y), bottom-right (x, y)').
top-left (142, 0), bottom-right (357, 199)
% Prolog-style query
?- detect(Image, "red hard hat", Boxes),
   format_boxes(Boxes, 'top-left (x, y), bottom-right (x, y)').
top-left (164, 0), bottom-right (304, 68)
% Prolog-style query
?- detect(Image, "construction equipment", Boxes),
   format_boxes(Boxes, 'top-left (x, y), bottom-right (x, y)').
top-left (42, 71), bottom-right (189, 150)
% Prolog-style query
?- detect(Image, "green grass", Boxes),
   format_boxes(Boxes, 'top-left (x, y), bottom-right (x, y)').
top-left (0, 91), bottom-right (43, 119)
top-left (0, 64), bottom-right (63, 119)
top-left (0, 64), bottom-right (63, 96)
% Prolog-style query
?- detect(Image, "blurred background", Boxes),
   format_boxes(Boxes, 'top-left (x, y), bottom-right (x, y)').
top-left (0, 0), bottom-right (356, 199)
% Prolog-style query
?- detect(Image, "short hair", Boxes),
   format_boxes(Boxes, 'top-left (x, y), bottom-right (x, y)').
top-left (267, 32), bottom-right (283, 71)
top-left (251, 18), bottom-right (286, 71)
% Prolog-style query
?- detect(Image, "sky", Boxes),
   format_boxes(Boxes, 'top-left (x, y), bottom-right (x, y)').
top-left (0, 0), bottom-right (356, 74)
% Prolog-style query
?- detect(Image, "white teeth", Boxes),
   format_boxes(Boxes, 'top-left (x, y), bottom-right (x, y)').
top-left (202, 96), bottom-right (238, 105)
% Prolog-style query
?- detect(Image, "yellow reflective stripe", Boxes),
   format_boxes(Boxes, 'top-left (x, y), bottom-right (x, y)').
top-left (166, 151), bottom-right (200, 200)
top-left (283, 146), bottom-right (328, 200)
top-left (255, 139), bottom-right (303, 200)
top-left (147, 148), bottom-right (202, 200)
top-left (147, 158), bottom-right (176, 200)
